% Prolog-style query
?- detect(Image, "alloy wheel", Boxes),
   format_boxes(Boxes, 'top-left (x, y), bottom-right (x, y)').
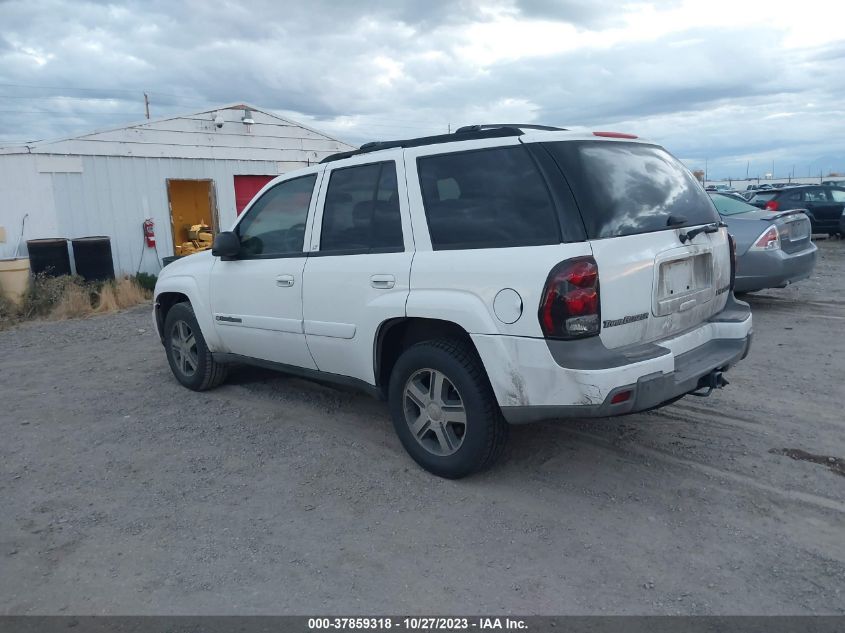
top-left (170, 320), bottom-right (198, 377)
top-left (403, 368), bottom-right (467, 456)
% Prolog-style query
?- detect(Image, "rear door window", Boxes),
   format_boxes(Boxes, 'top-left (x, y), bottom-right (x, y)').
top-left (320, 161), bottom-right (403, 253)
top-left (543, 141), bottom-right (720, 239)
top-left (417, 146), bottom-right (560, 250)
top-left (830, 188), bottom-right (845, 202)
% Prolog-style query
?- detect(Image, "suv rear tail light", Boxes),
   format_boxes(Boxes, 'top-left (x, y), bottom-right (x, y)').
top-left (539, 257), bottom-right (600, 339)
top-left (765, 200), bottom-right (780, 211)
top-left (751, 225), bottom-right (780, 251)
top-left (727, 233), bottom-right (737, 290)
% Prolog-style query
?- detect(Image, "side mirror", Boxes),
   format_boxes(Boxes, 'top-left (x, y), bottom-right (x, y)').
top-left (211, 231), bottom-right (240, 259)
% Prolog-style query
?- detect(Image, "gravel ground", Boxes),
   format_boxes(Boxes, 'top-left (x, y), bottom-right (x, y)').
top-left (1, 239), bottom-right (843, 615)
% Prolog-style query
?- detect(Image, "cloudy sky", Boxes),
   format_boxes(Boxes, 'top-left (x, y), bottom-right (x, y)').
top-left (1, 0), bottom-right (843, 179)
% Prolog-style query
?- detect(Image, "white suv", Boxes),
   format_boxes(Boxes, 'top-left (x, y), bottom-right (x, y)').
top-left (154, 124), bottom-right (752, 478)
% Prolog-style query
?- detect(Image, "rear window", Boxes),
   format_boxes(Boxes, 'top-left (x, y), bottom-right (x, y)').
top-left (709, 193), bottom-right (759, 216)
top-left (543, 141), bottom-right (720, 239)
top-left (417, 145), bottom-right (560, 250)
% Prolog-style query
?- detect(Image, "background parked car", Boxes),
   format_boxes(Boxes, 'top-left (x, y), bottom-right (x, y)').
top-left (709, 192), bottom-right (817, 293)
top-left (747, 185), bottom-right (845, 235)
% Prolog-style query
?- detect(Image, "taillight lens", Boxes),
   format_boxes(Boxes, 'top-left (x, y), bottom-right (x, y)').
top-left (539, 257), bottom-right (600, 339)
top-left (751, 225), bottom-right (780, 251)
top-left (765, 200), bottom-right (779, 211)
top-left (727, 233), bottom-right (737, 290)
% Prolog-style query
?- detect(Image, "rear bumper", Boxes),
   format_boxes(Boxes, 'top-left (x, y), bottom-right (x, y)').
top-left (502, 333), bottom-right (751, 423)
top-left (734, 243), bottom-right (817, 292)
top-left (473, 295), bottom-right (753, 424)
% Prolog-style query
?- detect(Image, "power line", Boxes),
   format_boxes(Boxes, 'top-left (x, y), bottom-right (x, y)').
top-left (0, 109), bottom-right (143, 116)
top-left (0, 82), bottom-right (199, 101)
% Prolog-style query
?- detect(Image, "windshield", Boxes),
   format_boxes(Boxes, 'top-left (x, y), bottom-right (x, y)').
top-left (543, 141), bottom-right (719, 239)
top-left (709, 193), bottom-right (760, 216)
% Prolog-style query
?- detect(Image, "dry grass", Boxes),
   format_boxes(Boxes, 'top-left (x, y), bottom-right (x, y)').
top-left (94, 277), bottom-right (150, 313)
top-left (5, 273), bottom-right (153, 326)
top-left (50, 282), bottom-right (95, 320)
top-left (0, 282), bottom-right (20, 330)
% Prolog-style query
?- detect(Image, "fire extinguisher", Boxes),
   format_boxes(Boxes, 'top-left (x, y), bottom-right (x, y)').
top-left (143, 218), bottom-right (156, 248)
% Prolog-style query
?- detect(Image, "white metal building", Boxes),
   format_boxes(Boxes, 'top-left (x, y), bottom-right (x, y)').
top-left (0, 103), bottom-right (355, 274)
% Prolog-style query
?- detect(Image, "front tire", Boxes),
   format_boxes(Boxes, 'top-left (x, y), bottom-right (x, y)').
top-left (388, 338), bottom-right (508, 478)
top-left (163, 302), bottom-right (227, 391)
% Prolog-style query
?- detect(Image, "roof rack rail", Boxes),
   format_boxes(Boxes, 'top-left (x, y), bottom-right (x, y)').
top-left (320, 123), bottom-right (567, 163)
top-left (454, 124), bottom-right (567, 133)
top-left (320, 125), bottom-right (543, 164)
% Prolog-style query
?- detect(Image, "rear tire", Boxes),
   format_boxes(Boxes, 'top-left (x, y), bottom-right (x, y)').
top-left (164, 302), bottom-right (227, 391)
top-left (388, 338), bottom-right (508, 478)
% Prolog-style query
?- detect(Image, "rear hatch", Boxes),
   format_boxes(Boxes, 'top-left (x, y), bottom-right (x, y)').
top-left (542, 140), bottom-right (731, 350)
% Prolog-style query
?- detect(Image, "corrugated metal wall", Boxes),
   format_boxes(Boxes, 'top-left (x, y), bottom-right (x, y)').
top-left (0, 154), bottom-right (308, 273)
top-left (46, 155), bottom-right (294, 274)
top-left (0, 106), bottom-right (354, 274)
top-left (0, 154), bottom-right (58, 260)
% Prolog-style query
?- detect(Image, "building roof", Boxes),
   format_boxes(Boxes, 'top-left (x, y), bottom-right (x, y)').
top-left (0, 103), bottom-right (356, 162)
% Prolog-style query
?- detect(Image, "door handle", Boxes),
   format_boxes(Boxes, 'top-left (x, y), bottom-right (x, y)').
top-left (370, 274), bottom-right (395, 289)
top-left (276, 274), bottom-right (295, 287)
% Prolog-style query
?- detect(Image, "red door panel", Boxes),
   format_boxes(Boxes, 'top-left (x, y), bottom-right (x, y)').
top-left (234, 175), bottom-right (276, 215)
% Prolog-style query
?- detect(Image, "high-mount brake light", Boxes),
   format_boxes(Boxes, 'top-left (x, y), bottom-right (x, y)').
top-left (592, 131), bottom-right (638, 139)
top-left (538, 257), bottom-right (600, 339)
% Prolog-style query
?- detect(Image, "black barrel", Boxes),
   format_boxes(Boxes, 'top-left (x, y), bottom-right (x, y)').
top-left (71, 236), bottom-right (115, 282)
top-left (26, 238), bottom-right (71, 277)
top-left (161, 255), bottom-right (183, 267)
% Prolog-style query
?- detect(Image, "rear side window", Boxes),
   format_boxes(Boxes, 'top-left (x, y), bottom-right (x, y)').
top-left (417, 146), bottom-right (560, 250)
top-left (320, 161), bottom-right (403, 253)
top-left (236, 174), bottom-right (316, 257)
top-left (752, 192), bottom-right (778, 202)
top-left (805, 188), bottom-right (829, 202)
top-left (543, 141), bottom-right (719, 239)
top-left (830, 188), bottom-right (845, 202)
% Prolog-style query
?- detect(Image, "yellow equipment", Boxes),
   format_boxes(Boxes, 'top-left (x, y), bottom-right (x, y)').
top-left (175, 222), bottom-right (214, 256)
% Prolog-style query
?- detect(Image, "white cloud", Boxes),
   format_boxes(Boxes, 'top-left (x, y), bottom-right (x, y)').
top-left (0, 0), bottom-right (842, 177)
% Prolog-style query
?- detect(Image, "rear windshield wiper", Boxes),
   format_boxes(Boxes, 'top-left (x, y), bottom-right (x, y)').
top-left (679, 222), bottom-right (726, 244)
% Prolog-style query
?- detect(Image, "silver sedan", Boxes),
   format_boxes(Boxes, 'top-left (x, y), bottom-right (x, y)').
top-left (709, 193), bottom-right (818, 293)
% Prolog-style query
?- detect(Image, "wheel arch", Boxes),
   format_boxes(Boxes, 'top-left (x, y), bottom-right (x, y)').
top-left (374, 317), bottom-right (486, 397)
top-left (154, 276), bottom-right (221, 350)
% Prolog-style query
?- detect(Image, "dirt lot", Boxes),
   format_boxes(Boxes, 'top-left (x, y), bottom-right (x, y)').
top-left (1, 240), bottom-right (844, 615)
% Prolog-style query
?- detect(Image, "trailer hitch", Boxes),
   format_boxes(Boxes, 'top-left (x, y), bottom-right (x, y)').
top-left (689, 370), bottom-right (729, 397)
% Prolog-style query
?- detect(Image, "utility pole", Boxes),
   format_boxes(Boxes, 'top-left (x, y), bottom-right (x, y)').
top-left (144, 92), bottom-right (150, 120)
top-left (448, 122), bottom-right (451, 134)
top-left (745, 160), bottom-right (749, 180)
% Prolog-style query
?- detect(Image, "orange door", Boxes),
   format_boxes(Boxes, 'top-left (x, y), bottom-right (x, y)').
top-left (167, 180), bottom-right (217, 252)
